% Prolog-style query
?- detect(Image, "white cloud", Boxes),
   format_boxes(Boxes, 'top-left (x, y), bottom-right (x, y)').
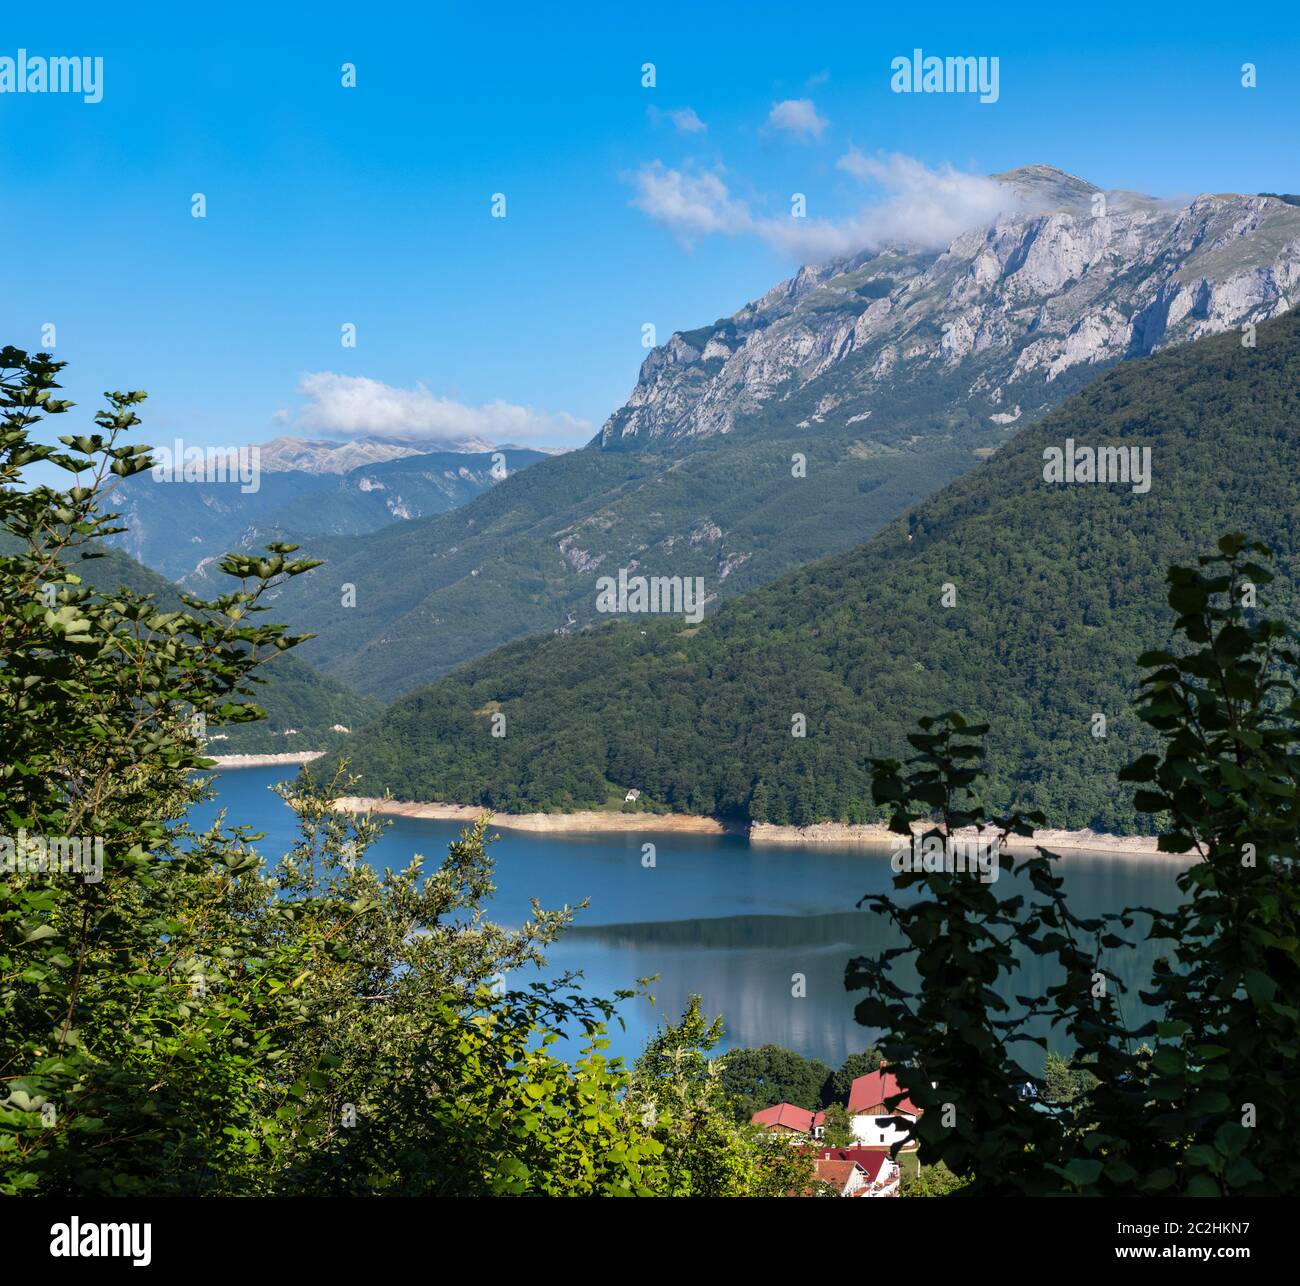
top-left (828, 149), bottom-right (1023, 248)
top-left (647, 105), bottom-right (708, 134)
top-left (290, 373), bottom-right (591, 446)
top-left (627, 161), bottom-right (750, 244)
top-left (767, 98), bottom-right (828, 141)
top-left (751, 212), bottom-right (878, 261)
top-left (671, 106), bottom-right (708, 133)
top-left (626, 152), bottom-right (1031, 262)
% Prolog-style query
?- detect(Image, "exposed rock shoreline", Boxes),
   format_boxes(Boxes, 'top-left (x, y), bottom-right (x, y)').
top-left (749, 821), bottom-right (1163, 855)
top-left (330, 796), bottom-right (1170, 855)
top-left (331, 797), bottom-right (745, 835)
top-left (207, 751), bottom-right (326, 768)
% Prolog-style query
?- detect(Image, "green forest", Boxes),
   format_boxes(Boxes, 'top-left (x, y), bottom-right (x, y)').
top-left (80, 548), bottom-right (378, 754)
top-left (5, 345), bottom-right (1297, 1197)
top-left (339, 312), bottom-right (1300, 834)
top-left (0, 534), bottom-right (379, 754)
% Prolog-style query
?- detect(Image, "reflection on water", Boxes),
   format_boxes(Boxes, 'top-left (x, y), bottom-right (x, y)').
top-left (562, 900), bottom-right (1177, 1071)
top-left (194, 766), bottom-right (1190, 1070)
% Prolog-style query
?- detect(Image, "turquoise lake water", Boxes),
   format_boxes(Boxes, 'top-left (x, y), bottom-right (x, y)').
top-left (193, 765), bottom-right (1191, 1072)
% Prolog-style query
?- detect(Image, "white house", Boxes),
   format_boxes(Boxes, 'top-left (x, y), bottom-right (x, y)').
top-left (817, 1148), bottom-right (902, 1197)
top-left (851, 1112), bottom-right (916, 1148)
top-left (805, 1158), bottom-right (869, 1197)
top-left (847, 1067), bottom-right (920, 1151)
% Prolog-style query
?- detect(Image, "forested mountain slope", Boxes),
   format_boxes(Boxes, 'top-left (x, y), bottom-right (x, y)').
top-left (71, 548), bottom-right (378, 754)
top-left (337, 310), bottom-right (1300, 833)
top-left (274, 170), bottom-right (1300, 700)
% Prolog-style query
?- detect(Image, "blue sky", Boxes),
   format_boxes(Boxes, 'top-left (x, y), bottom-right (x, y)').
top-left (3, 1), bottom-right (1298, 451)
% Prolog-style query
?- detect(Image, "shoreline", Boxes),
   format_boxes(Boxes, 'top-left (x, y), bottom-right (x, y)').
top-left (749, 821), bottom-right (1162, 854)
top-left (332, 797), bottom-right (745, 835)
top-left (331, 796), bottom-right (1167, 855)
top-left (207, 751), bottom-right (326, 769)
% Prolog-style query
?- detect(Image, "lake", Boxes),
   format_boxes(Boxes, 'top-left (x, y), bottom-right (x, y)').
top-left (193, 766), bottom-right (1191, 1073)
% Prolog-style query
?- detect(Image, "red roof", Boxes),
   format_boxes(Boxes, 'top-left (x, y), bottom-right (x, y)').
top-left (818, 1147), bottom-right (898, 1183)
top-left (847, 1067), bottom-right (917, 1116)
top-left (751, 1103), bottom-right (825, 1132)
top-left (812, 1159), bottom-right (864, 1193)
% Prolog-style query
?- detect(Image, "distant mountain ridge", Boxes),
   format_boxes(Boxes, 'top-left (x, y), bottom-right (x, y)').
top-left (257, 436), bottom-right (429, 474)
top-left (105, 446), bottom-right (548, 583)
top-left (269, 167), bottom-right (1300, 700)
top-left (256, 433), bottom-right (501, 474)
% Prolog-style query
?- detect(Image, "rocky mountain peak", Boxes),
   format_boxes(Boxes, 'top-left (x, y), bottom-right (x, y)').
top-left (598, 168), bottom-right (1300, 451)
top-left (993, 163), bottom-right (1101, 212)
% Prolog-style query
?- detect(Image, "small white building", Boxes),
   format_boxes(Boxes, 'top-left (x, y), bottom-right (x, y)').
top-left (847, 1067), bottom-right (920, 1151)
top-left (851, 1112), bottom-right (916, 1148)
top-left (807, 1158), bottom-right (869, 1197)
top-left (817, 1148), bottom-right (902, 1197)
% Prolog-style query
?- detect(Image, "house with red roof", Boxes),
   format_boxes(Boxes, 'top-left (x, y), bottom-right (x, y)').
top-left (846, 1066), bottom-right (919, 1150)
top-left (750, 1102), bottom-right (826, 1138)
top-left (817, 1147), bottom-right (902, 1197)
top-left (798, 1157), bottom-right (870, 1197)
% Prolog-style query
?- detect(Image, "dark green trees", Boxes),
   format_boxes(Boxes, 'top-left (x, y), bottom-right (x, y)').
top-left (335, 311), bottom-right (1300, 833)
top-left (847, 536), bottom-right (1300, 1195)
top-left (0, 349), bottom-right (806, 1198)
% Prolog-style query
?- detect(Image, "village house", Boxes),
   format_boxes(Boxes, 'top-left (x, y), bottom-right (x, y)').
top-left (846, 1067), bottom-right (919, 1150)
top-left (817, 1147), bottom-right (902, 1197)
top-left (752, 1065), bottom-right (920, 1151)
top-left (800, 1158), bottom-right (869, 1197)
top-left (752, 1085), bottom-right (911, 1196)
top-left (750, 1103), bottom-right (825, 1139)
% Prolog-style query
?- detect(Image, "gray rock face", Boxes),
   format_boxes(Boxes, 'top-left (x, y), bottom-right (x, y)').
top-left (599, 167), bottom-right (1300, 449)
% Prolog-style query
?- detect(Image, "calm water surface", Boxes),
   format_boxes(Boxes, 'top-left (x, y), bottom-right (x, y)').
top-left (193, 766), bottom-right (1190, 1071)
